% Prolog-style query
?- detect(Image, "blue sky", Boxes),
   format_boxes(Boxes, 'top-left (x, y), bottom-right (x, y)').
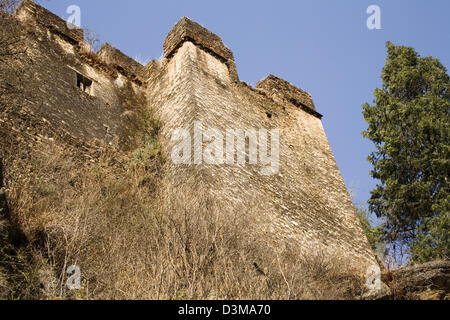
top-left (40, 0), bottom-right (450, 207)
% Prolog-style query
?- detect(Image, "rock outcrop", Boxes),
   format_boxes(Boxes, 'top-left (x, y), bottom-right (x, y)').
top-left (385, 260), bottom-right (450, 300)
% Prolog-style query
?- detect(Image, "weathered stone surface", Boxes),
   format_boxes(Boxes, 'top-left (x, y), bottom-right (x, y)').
top-left (163, 17), bottom-right (234, 62)
top-left (0, 157), bottom-right (8, 241)
top-left (3, 6), bottom-right (146, 147)
top-left (361, 282), bottom-right (392, 300)
top-left (418, 290), bottom-right (445, 300)
top-left (389, 260), bottom-right (450, 299)
top-left (256, 74), bottom-right (319, 116)
top-left (147, 39), bottom-right (378, 275)
top-left (15, 0), bottom-right (83, 44)
top-left (1, 1), bottom-right (381, 287)
top-left (163, 17), bottom-right (239, 82)
top-left (98, 43), bottom-right (145, 79)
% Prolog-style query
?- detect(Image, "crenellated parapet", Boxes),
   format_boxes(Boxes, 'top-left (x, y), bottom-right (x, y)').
top-left (97, 43), bottom-right (146, 80)
top-left (14, 0), bottom-right (84, 44)
top-left (164, 17), bottom-right (233, 62)
top-left (256, 75), bottom-right (322, 119)
top-left (163, 17), bottom-right (239, 81)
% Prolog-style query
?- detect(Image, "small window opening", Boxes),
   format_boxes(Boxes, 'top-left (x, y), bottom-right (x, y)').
top-left (266, 112), bottom-right (273, 119)
top-left (76, 72), bottom-right (93, 94)
top-left (116, 65), bottom-right (125, 74)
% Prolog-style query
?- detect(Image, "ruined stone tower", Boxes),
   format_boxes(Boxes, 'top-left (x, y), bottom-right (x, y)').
top-left (3, 0), bottom-right (379, 279)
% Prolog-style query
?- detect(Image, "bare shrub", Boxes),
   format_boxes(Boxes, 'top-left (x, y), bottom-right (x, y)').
top-left (83, 29), bottom-right (101, 53)
top-left (2, 133), bottom-right (365, 300)
top-left (0, 0), bottom-right (20, 13)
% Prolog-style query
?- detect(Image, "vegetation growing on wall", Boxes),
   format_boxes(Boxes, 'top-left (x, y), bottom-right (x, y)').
top-left (1, 108), bottom-right (365, 299)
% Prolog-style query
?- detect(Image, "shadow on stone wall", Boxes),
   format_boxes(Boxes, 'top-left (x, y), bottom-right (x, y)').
top-left (0, 155), bottom-right (10, 241)
top-left (0, 155), bottom-right (27, 246)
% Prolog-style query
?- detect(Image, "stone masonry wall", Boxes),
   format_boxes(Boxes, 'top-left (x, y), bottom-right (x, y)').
top-left (15, 0), bottom-right (84, 44)
top-left (2, 2), bottom-right (379, 279)
top-left (3, 0), bottom-right (146, 147)
top-left (146, 19), bottom-right (378, 275)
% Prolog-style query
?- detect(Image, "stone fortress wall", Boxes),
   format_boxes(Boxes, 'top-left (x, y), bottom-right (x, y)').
top-left (3, 0), bottom-right (379, 277)
top-left (147, 18), bottom-right (378, 274)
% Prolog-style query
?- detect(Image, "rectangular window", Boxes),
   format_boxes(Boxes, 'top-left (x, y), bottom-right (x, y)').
top-left (76, 72), bottom-right (93, 94)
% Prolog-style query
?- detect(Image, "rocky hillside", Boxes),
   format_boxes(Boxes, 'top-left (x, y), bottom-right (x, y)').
top-left (383, 260), bottom-right (450, 300)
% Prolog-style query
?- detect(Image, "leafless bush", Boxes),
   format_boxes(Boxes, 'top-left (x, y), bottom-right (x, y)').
top-left (0, 0), bottom-right (20, 13)
top-left (83, 28), bottom-right (101, 53)
top-left (1, 133), bottom-right (365, 300)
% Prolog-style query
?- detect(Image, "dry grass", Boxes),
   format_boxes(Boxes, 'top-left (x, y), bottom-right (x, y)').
top-left (0, 4), bottom-right (367, 300)
top-left (0, 63), bottom-right (365, 300)
top-left (1, 134), bottom-right (365, 299)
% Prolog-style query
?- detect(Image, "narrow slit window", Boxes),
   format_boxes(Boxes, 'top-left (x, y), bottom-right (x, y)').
top-left (76, 72), bottom-right (93, 94)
